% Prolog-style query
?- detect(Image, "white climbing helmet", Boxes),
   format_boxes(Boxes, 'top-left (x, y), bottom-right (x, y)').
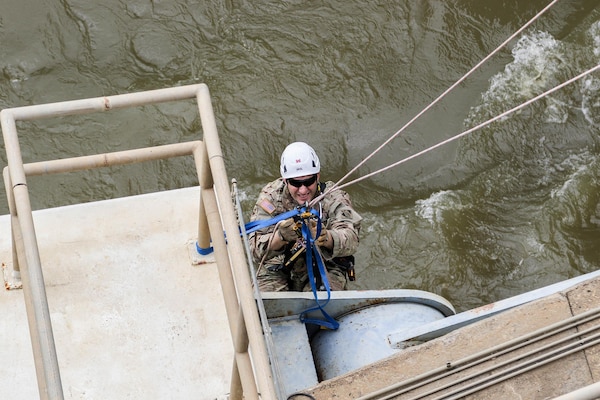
top-left (280, 142), bottom-right (321, 179)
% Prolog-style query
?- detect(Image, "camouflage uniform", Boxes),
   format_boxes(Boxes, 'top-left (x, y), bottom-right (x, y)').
top-left (249, 178), bottom-right (361, 292)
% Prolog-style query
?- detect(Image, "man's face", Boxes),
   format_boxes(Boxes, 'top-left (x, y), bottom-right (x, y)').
top-left (285, 173), bottom-right (319, 205)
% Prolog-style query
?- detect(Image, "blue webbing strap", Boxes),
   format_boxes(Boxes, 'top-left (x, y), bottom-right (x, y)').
top-left (298, 210), bottom-right (340, 330)
top-left (197, 208), bottom-right (301, 254)
top-left (243, 208), bottom-right (300, 235)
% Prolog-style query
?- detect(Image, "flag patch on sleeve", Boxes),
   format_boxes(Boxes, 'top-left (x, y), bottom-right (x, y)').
top-left (259, 199), bottom-right (276, 214)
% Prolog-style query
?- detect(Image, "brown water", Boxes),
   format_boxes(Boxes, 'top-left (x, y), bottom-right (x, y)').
top-left (1, 0), bottom-right (600, 311)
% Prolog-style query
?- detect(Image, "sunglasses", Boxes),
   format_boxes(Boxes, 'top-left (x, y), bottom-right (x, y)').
top-left (287, 174), bottom-right (318, 188)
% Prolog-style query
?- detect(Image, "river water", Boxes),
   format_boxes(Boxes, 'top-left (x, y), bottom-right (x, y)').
top-left (1, 0), bottom-right (599, 311)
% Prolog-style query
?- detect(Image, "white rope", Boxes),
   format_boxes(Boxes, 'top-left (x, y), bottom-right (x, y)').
top-left (334, 63), bottom-right (600, 192)
top-left (310, 0), bottom-right (559, 206)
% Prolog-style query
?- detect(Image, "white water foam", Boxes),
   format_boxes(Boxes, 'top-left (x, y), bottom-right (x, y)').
top-left (590, 20), bottom-right (600, 58)
top-left (466, 31), bottom-right (565, 126)
top-left (550, 151), bottom-right (596, 199)
top-left (469, 25), bottom-right (600, 128)
top-left (581, 75), bottom-right (600, 127)
top-left (499, 31), bottom-right (562, 98)
top-left (415, 189), bottom-right (465, 227)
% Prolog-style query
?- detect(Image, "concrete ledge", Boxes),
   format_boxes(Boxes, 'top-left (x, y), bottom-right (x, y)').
top-left (307, 276), bottom-right (600, 399)
top-left (0, 187), bottom-right (233, 399)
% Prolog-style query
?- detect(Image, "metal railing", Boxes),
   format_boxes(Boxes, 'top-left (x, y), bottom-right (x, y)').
top-left (0, 84), bottom-right (276, 400)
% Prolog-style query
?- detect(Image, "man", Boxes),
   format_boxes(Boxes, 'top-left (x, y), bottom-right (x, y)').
top-left (249, 141), bottom-right (362, 292)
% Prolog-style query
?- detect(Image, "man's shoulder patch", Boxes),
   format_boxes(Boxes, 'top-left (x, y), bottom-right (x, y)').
top-left (259, 199), bottom-right (276, 214)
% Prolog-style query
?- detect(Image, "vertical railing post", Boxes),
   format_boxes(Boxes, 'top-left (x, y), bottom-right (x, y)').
top-left (193, 142), bottom-right (212, 253)
top-left (3, 167), bottom-right (20, 278)
top-left (0, 110), bottom-right (64, 400)
top-left (229, 358), bottom-right (243, 400)
top-left (194, 141), bottom-right (256, 399)
top-left (196, 84), bottom-right (277, 399)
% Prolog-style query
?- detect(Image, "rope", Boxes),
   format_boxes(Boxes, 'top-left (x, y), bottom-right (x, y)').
top-left (333, 63), bottom-right (600, 192)
top-left (310, 0), bottom-right (559, 206)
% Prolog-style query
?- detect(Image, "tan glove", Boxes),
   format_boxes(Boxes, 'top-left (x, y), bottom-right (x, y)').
top-left (309, 219), bottom-right (329, 247)
top-left (278, 218), bottom-right (299, 242)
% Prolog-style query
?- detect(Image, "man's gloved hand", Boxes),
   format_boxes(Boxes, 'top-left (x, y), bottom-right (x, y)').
top-left (309, 219), bottom-right (329, 247)
top-left (278, 218), bottom-right (299, 242)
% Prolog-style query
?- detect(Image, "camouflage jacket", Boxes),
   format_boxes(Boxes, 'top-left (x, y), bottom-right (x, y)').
top-left (249, 178), bottom-right (362, 267)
